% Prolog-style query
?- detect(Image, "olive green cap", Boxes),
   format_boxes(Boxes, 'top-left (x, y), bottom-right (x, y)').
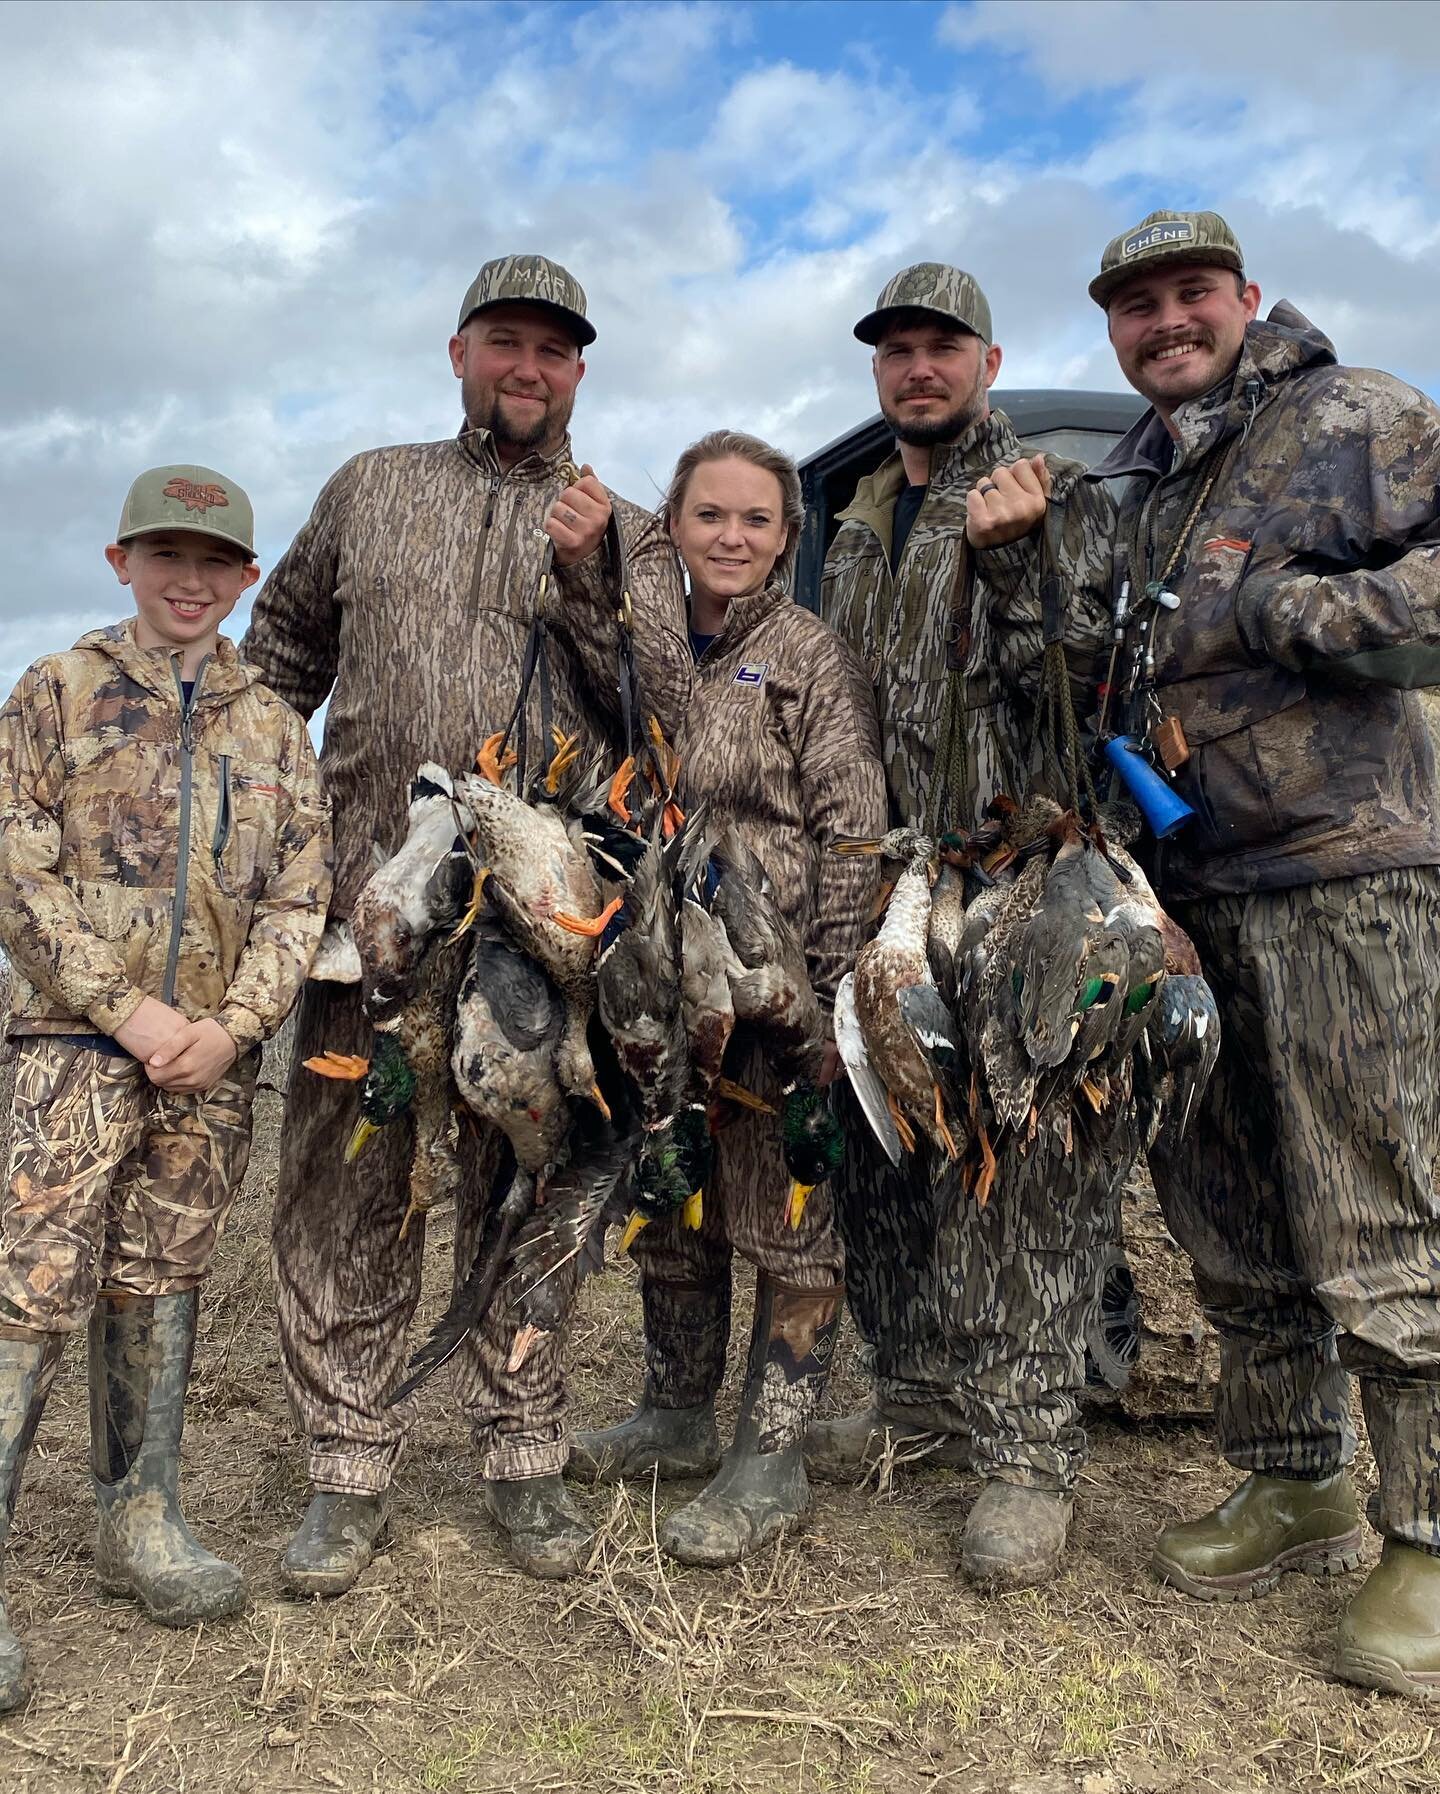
top-left (854, 262), bottom-right (992, 346)
top-left (116, 465), bottom-right (255, 558)
top-left (457, 253), bottom-right (595, 346)
top-left (1090, 209), bottom-right (1244, 308)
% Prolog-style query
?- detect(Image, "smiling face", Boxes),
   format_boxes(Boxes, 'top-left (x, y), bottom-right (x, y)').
top-left (873, 314), bottom-right (1002, 446)
top-left (1106, 262), bottom-right (1261, 420)
top-left (448, 302), bottom-right (585, 463)
top-left (669, 456), bottom-right (790, 616)
top-left (105, 530), bottom-right (258, 669)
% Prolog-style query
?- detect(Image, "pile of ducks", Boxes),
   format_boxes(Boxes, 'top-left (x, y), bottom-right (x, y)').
top-left (304, 726), bottom-right (845, 1395)
top-left (833, 794), bottom-right (1220, 1204)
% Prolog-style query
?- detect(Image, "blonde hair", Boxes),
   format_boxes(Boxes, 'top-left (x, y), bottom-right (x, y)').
top-left (662, 430), bottom-right (804, 590)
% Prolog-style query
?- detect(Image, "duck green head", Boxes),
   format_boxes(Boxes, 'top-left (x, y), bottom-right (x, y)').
top-left (781, 1086), bottom-right (845, 1229)
top-left (345, 1033), bottom-right (418, 1163)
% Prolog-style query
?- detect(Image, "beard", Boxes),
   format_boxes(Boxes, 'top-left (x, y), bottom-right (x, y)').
top-left (880, 362), bottom-right (988, 447)
top-left (463, 379), bottom-right (573, 458)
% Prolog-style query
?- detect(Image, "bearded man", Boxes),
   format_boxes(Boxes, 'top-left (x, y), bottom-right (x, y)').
top-left (243, 255), bottom-right (689, 1590)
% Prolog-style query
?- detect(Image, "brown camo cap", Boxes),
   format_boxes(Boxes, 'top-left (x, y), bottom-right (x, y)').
top-left (1090, 209), bottom-right (1244, 308)
top-left (854, 262), bottom-right (993, 346)
top-left (457, 253), bottom-right (595, 346)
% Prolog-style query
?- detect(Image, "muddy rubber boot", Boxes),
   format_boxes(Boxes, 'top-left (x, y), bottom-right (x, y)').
top-left (1152, 1470), bottom-right (1363, 1602)
top-left (568, 1276), bottom-right (728, 1485)
top-left (0, 1332), bottom-right (65, 1714)
top-left (280, 1492), bottom-right (390, 1598)
top-left (484, 1474), bottom-right (593, 1580)
top-left (90, 1291), bottom-right (245, 1626)
top-left (960, 1480), bottom-right (1073, 1592)
top-left (1335, 1540), bottom-right (1440, 1701)
top-left (662, 1277), bottom-right (843, 1569)
top-left (805, 1402), bottom-right (971, 1484)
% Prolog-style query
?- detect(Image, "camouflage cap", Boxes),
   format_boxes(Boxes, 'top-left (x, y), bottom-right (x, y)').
top-left (854, 262), bottom-right (992, 346)
top-left (116, 465), bottom-right (255, 558)
top-left (457, 253), bottom-right (596, 346)
top-left (1090, 210), bottom-right (1244, 308)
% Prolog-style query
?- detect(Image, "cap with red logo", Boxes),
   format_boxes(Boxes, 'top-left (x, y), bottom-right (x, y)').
top-left (116, 464), bottom-right (255, 558)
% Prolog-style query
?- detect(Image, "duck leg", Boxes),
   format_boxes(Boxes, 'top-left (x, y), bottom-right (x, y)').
top-left (931, 1085), bottom-right (960, 1162)
top-left (552, 895), bottom-right (625, 937)
top-left (477, 732), bottom-right (518, 786)
top-left (887, 1090), bottom-right (917, 1155)
top-left (607, 757), bottom-right (636, 823)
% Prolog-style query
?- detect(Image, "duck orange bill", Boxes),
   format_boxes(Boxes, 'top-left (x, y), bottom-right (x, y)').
top-left (711, 1077), bottom-right (775, 1114)
top-left (553, 895), bottom-right (625, 937)
top-left (785, 1180), bottom-right (814, 1230)
top-left (506, 1323), bottom-right (544, 1372)
top-left (831, 837), bottom-right (885, 855)
top-left (303, 1051), bottom-right (370, 1080)
top-left (588, 1081), bottom-right (612, 1124)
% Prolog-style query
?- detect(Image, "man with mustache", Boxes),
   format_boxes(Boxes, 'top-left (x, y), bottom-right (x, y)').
top-left (243, 255), bottom-right (689, 1591)
top-left (815, 263), bottom-right (1115, 1590)
top-left (994, 209), bottom-right (1440, 1696)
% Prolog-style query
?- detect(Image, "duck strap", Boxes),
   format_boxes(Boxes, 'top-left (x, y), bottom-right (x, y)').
top-left (1031, 499), bottom-right (1097, 820)
top-left (923, 541), bottom-right (977, 838)
top-left (610, 510), bottom-right (671, 797)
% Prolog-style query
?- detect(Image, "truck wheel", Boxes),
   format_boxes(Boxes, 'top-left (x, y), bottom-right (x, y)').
top-left (1085, 1245), bottom-right (1140, 1392)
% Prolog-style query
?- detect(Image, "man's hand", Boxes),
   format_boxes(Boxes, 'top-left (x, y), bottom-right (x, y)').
top-left (112, 995), bottom-right (190, 1065)
top-left (544, 463), bottom-right (611, 568)
top-left (965, 453), bottom-right (1052, 549)
top-left (144, 1017), bottom-right (238, 1094)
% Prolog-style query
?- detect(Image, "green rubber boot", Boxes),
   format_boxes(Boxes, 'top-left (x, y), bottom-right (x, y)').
top-left (662, 1277), bottom-right (843, 1569)
top-left (281, 1492), bottom-right (390, 1598)
top-left (568, 1276), bottom-right (727, 1485)
top-left (0, 1332), bottom-right (65, 1714)
top-left (90, 1291), bottom-right (245, 1626)
top-left (484, 1475), bottom-right (593, 1580)
top-left (1152, 1470), bottom-right (1364, 1602)
top-left (805, 1403), bottom-right (971, 1484)
top-left (960, 1481), bottom-right (1073, 1592)
top-left (1335, 1541), bottom-right (1440, 1701)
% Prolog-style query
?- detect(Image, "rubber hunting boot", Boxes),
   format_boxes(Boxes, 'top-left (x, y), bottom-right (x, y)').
top-left (960, 1480), bottom-right (1073, 1592)
top-left (1335, 1540), bottom-right (1440, 1701)
top-left (0, 1332), bottom-right (65, 1713)
top-left (662, 1276), bottom-right (843, 1568)
top-left (281, 1491), bottom-right (390, 1598)
top-left (1152, 1470), bottom-right (1364, 1602)
top-left (90, 1291), bottom-right (245, 1625)
top-left (484, 1474), bottom-right (593, 1579)
top-left (805, 1401), bottom-right (971, 1484)
top-left (568, 1275), bottom-right (728, 1485)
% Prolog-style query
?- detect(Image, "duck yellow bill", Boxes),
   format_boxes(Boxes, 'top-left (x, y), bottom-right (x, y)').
top-left (831, 837), bottom-right (885, 856)
top-left (712, 1076), bottom-right (775, 1114)
top-left (345, 1116), bottom-right (381, 1164)
top-left (682, 1189), bottom-right (704, 1231)
top-left (588, 1081), bottom-right (612, 1123)
top-left (619, 1209), bottom-right (650, 1253)
top-left (785, 1180), bottom-right (815, 1230)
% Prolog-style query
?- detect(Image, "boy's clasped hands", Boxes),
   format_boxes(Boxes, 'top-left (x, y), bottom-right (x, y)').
top-left (113, 996), bottom-right (238, 1093)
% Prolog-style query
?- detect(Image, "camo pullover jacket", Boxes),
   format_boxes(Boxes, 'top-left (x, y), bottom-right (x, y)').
top-left (0, 621), bottom-right (331, 1051)
top-left (1085, 302), bottom-right (1440, 899)
top-left (822, 410), bottom-right (1113, 833)
top-left (242, 428), bottom-right (690, 915)
top-left (677, 581), bottom-right (887, 1007)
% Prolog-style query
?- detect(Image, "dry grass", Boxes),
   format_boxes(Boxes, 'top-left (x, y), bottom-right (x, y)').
top-left (0, 1064), bottom-right (1433, 1792)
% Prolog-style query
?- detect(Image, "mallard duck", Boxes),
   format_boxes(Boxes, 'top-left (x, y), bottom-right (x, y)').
top-left (836, 828), bottom-right (961, 1160)
top-left (780, 1085), bottom-right (847, 1229)
top-left (1011, 813), bottom-right (1124, 1070)
top-left (926, 861), bottom-right (968, 1007)
top-left (1134, 913), bottom-right (1220, 1163)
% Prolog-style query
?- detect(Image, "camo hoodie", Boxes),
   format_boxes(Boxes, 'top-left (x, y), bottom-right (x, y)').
top-left (0, 621), bottom-right (331, 1051)
top-left (677, 582), bottom-right (886, 1005)
top-left (1087, 302), bottom-right (1440, 898)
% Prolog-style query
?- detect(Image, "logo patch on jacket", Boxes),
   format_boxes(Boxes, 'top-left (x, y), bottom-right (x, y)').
top-left (163, 478), bottom-right (230, 513)
top-left (733, 662), bottom-right (768, 687)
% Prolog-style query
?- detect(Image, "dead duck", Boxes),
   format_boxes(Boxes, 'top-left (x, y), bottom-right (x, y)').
top-left (1011, 812), bottom-right (1125, 1071)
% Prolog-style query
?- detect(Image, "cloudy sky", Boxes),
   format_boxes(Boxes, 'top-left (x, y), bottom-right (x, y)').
top-left (4, 0), bottom-right (1439, 692)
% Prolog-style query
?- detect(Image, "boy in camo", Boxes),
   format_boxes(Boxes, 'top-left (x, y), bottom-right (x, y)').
top-left (0, 466), bottom-right (331, 1710)
top-left (815, 264), bottom-right (1118, 1591)
top-left (243, 254), bottom-right (691, 1590)
top-left (997, 209), bottom-right (1440, 1699)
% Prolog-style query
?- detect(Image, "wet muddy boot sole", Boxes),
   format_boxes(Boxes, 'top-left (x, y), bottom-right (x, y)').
top-left (1153, 1528), bottom-right (1365, 1604)
top-left (280, 1493), bottom-right (390, 1599)
top-left (567, 1402), bottom-right (720, 1486)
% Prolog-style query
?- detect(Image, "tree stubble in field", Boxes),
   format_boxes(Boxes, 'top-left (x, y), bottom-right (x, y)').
top-left (0, 1021), bottom-right (1430, 1794)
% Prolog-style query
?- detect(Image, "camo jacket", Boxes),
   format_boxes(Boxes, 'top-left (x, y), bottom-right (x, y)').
top-left (0, 621), bottom-right (331, 1052)
top-left (242, 427), bottom-right (690, 915)
top-left (1087, 303), bottom-right (1440, 899)
top-left (821, 410), bottom-right (1112, 833)
top-left (677, 582), bottom-right (887, 1006)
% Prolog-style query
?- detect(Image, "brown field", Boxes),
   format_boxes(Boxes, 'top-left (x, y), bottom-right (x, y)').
top-left (0, 1037), bottom-right (1432, 1794)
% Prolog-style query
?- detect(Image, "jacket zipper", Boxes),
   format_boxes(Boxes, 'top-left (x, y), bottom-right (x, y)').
top-left (162, 655), bottom-right (209, 1004)
top-left (212, 754), bottom-right (233, 878)
top-left (466, 473), bottom-right (502, 628)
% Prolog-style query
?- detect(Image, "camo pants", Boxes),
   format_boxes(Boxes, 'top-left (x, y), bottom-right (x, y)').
top-left (272, 979), bottom-right (567, 1494)
top-left (1155, 866), bottom-right (1440, 1553)
top-left (832, 1086), bottom-right (1121, 1492)
top-left (0, 1036), bottom-right (256, 1332)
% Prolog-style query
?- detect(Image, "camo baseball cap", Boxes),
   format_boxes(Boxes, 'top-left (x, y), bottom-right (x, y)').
top-left (457, 253), bottom-right (595, 346)
top-left (1090, 210), bottom-right (1244, 308)
top-left (854, 262), bottom-right (993, 346)
top-left (116, 465), bottom-right (255, 558)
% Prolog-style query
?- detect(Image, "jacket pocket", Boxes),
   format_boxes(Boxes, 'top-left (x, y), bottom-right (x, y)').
top-left (211, 754), bottom-right (281, 901)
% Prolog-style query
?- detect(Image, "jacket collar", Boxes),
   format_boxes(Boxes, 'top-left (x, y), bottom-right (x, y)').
top-left (836, 409), bottom-right (1023, 551)
top-left (455, 422), bottom-right (577, 482)
top-left (696, 580), bottom-right (791, 657)
top-left (77, 618), bottom-right (258, 705)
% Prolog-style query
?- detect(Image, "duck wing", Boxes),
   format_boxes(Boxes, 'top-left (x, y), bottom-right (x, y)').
top-left (835, 972), bottom-right (901, 1166)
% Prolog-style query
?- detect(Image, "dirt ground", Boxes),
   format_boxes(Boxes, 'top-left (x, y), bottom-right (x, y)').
top-left (0, 1049), bottom-right (1434, 1794)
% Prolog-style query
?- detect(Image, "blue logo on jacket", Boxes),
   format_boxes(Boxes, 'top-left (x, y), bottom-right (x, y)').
top-left (733, 663), bottom-right (767, 687)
